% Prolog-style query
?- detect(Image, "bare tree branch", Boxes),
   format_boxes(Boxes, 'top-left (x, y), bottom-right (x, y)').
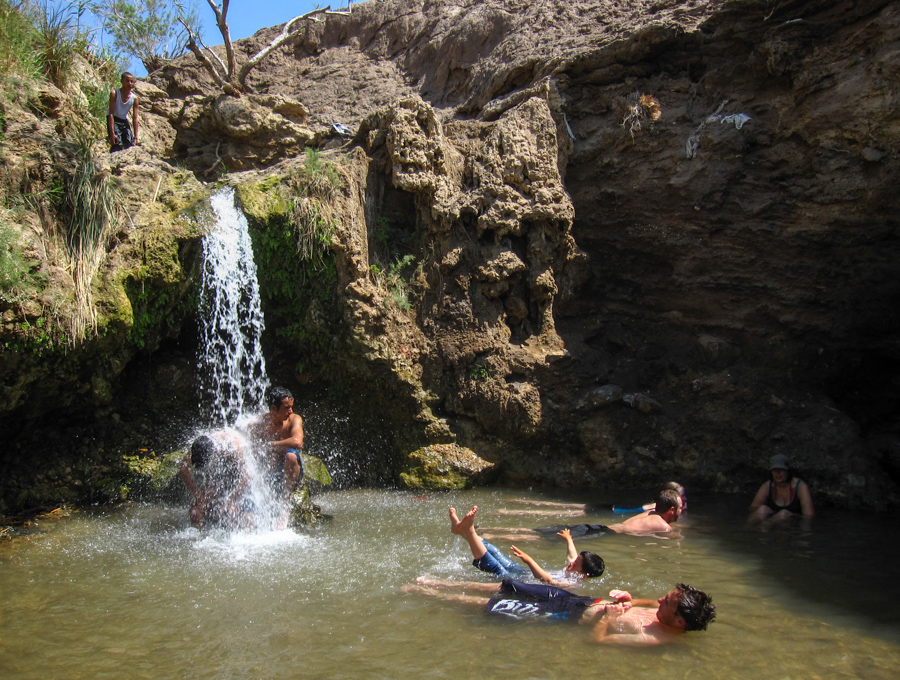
top-left (178, 16), bottom-right (226, 87)
top-left (193, 31), bottom-right (230, 83)
top-left (189, 1), bottom-right (353, 95)
top-left (236, 7), bottom-right (333, 88)
top-left (206, 0), bottom-right (237, 80)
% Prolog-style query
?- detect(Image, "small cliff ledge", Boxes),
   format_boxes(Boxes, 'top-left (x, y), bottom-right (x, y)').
top-left (1, 0), bottom-right (899, 512)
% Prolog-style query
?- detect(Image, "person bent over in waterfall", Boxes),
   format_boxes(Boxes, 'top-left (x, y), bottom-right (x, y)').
top-left (180, 431), bottom-right (254, 529)
top-left (248, 386), bottom-right (304, 524)
top-left (450, 506), bottom-right (605, 585)
top-left (403, 579), bottom-right (715, 646)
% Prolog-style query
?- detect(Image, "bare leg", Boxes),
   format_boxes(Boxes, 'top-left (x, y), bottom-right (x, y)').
top-left (480, 526), bottom-right (541, 536)
top-left (498, 508), bottom-right (586, 517)
top-left (283, 452), bottom-right (302, 499)
top-left (449, 506), bottom-right (488, 560)
top-left (479, 528), bottom-right (541, 543)
top-left (401, 584), bottom-right (490, 606)
top-left (413, 577), bottom-right (501, 596)
top-left (508, 499), bottom-right (588, 510)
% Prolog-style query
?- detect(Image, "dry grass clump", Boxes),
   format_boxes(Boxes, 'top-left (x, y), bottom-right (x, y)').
top-left (58, 127), bottom-right (122, 341)
top-left (287, 148), bottom-right (341, 274)
top-left (616, 92), bottom-right (662, 140)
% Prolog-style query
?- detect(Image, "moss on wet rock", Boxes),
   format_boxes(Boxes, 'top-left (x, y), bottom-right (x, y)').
top-left (399, 443), bottom-right (498, 490)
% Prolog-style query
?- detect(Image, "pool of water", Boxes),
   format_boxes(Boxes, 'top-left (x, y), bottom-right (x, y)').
top-left (1, 488), bottom-right (898, 679)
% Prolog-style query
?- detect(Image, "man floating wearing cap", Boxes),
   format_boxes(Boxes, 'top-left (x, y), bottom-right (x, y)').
top-left (748, 454), bottom-right (815, 520)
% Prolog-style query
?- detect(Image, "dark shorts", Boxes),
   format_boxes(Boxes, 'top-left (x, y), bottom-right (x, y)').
top-left (472, 541), bottom-right (530, 579)
top-left (535, 524), bottom-right (609, 538)
top-left (267, 448), bottom-right (304, 490)
top-left (485, 579), bottom-right (599, 622)
top-left (110, 116), bottom-right (134, 152)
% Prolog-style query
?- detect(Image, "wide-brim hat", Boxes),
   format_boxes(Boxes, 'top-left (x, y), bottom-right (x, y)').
top-left (769, 454), bottom-right (790, 470)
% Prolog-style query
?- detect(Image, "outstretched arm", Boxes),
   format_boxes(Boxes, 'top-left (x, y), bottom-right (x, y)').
top-left (557, 528), bottom-right (578, 565)
top-left (510, 545), bottom-right (558, 585)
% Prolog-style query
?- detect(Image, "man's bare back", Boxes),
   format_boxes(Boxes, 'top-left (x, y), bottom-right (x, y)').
top-left (607, 490), bottom-right (683, 535)
top-left (608, 511), bottom-right (673, 534)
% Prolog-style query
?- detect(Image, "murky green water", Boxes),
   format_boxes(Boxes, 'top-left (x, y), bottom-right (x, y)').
top-left (1, 489), bottom-right (898, 679)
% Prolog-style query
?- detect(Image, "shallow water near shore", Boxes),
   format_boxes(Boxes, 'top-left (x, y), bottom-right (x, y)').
top-left (1, 488), bottom-right (898, 679)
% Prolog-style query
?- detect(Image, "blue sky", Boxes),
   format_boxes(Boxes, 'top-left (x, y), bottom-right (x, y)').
top-left (74, 0), bottom-right (356, 75)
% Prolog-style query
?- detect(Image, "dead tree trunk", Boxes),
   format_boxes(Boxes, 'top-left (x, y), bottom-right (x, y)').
top-left (182, 2), bottom-right (352, 96)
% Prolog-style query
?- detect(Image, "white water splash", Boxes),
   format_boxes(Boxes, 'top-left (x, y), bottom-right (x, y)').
top-left (197, 188), bottom-right (270, 426)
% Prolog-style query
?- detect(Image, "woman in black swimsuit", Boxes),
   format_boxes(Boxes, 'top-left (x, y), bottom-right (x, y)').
top-left (748, 454), bottom-right (814, 521)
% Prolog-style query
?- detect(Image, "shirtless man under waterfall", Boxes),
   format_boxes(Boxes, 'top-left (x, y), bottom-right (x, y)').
top-left (247, 386), bottom-right (304, 505)
top-left (180, 431), bottom-right (253, 529)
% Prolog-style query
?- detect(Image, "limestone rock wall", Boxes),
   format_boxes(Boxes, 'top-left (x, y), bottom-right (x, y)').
top-left (2, 0), bottom-right (899, 512)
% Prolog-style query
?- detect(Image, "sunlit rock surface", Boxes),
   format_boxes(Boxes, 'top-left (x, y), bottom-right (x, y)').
top-left (2, 0), bottom-right (900, 512)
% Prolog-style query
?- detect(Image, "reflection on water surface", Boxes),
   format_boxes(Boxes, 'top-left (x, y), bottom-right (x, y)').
top-left (1, 489), bottom-right (898, 679)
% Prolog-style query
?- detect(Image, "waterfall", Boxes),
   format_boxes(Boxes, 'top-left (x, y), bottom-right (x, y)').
top-left (197, 187), bottom-right (270, 426)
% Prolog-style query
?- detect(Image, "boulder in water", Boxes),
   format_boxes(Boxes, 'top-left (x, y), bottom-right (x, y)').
top-left (399, 444), bottom-right (497, 490)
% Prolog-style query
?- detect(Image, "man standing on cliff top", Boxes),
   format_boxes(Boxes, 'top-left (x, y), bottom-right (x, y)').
top-left (248, 386), bottom-right (304, 510)
top-left (108, 72), bottom-right (139, 152)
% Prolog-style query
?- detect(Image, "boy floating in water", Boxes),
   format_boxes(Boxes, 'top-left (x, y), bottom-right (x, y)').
top-left (450, 505), bottom-right (604, 585)
top-left (404, 578), bottom-right (715, 646)
top-left (481, 487), bottom-right (684, 543)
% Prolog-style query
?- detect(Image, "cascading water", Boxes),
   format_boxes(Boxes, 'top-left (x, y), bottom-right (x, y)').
top-left (194, 187), bottom-right (283, 530)
top-left (197, 187), bottom-right (270, 426)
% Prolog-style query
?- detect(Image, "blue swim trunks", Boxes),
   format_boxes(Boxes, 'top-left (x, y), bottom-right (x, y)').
top-left (472, 541), bottom-right (531, 578)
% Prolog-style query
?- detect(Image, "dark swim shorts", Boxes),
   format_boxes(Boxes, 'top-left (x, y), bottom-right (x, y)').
top-left (485, 579), bottom-right (600, 622)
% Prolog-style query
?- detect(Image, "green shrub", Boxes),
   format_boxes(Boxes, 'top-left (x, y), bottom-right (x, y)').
top-left (300, 147), bottom-right (340, 196)
top-left (59, 126), bottom-right (123, 340)
top-left (34, 0), bottom-right (89, 89)
top-left (370, 254), bottom-right (415, 312)
top-left (0, 225), bottom-right (31, 301)
top-left (0, 0), bottom-right (41, 107)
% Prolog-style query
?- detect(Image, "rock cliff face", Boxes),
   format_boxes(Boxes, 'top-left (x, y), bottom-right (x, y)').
top-left (2, 0), bottom-right (899, 512)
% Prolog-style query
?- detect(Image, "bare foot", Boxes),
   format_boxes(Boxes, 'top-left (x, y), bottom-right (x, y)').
top-left (401, 584), bottom-right (440, 596)
top-left (416, 576), bottom-right (451, 587)
top-left (449, 505), bottom-right (478, 535)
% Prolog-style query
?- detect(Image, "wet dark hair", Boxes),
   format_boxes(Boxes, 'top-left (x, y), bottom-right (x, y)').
top-left (267, 386), bottom-right (293, 408)
top-left (191, 435), bottom-right (215, 468)
top-left (675, 583), bottom-right (716, 631)
top-left (654, 488), bottom-right (681, 514)
top-left (660, 481), bottom-right (687, 510)
top-left (579, 551), bottom-right (605, 578)
top-left (121, 71), bottom-right (134, 79)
